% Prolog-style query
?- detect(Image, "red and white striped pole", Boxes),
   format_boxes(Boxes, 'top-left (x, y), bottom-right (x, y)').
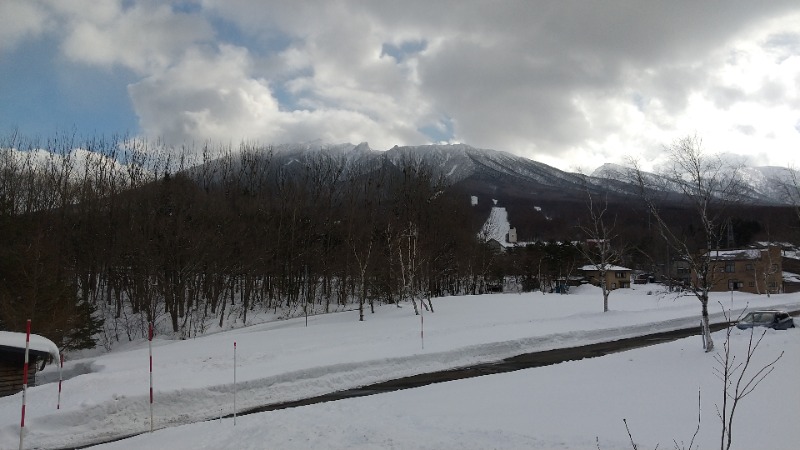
top-left (57, 353), bottom-right (63, 409)
top-left (233, 341), bottom-right (237, 426)
top-left (149, 322), bottom-right (154, 433)
top-left (19, 319), bottom-right (31, 450)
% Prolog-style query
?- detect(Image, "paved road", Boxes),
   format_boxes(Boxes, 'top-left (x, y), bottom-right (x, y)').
top-left (240, 321), bottom-right (735, 413)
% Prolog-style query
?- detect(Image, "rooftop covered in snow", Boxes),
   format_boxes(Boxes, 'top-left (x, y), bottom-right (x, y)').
top-left (0, 331), bottom-right (60, 363)
top-left (706, 249), bottom-right (763, 260)
top-left (578, 264), bottom-right (631, 271)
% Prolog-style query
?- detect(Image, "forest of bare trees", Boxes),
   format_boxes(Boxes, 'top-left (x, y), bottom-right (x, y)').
top-left (0, 134), bottom-right (520, 350)
top-left (1, 133), bottom-right (797, 352)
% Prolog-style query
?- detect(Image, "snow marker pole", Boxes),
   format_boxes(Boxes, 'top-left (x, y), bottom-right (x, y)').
top-left (57, 353), bottom-right (63, 409)
top-left (149, 322), bottom-right (154, 433)
top-left (421, 314), bottom-right (424, 350)
top-left (19, 319), bottom-right (31, 450)
top-left (233, 341), bottom-right (237, 426)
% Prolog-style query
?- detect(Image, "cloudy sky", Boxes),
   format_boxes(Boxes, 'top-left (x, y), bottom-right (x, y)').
top-left (1, 0), bottom-right (799, 171)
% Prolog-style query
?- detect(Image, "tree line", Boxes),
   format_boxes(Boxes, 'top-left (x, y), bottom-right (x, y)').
top-left (0, 133), bottom-right (519, 350)
top-left (2, 132), bottom-right (797, 352)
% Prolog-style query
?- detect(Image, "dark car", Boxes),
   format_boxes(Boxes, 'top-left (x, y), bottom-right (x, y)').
top-left (736, 310), bottom-right (795, 330)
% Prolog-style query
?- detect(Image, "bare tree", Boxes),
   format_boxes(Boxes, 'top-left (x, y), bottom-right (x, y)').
top-left (630, 135), bottom-right (745, 352)
top-left (577, 182), bottom-right (625, 312)
top-left (713, 308), bottom-right (783, 450)
top-left (344, 161), bottom-right (384, 321)
top-left (619, 312), bottom-right (782, 450)
top-left (760, 245), bottom-right (780, 297)
top-left (387, 157), bottom-right (445, 314)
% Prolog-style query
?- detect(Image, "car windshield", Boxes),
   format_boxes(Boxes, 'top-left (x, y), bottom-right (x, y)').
top-left (741, 312), bottom-right (776, 323)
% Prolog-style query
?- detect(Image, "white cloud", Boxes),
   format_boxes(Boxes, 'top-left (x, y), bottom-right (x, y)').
top-left (0, 0), bottom-right (51, 52)
top-left (120, 0), bottom-right (444, 150)
top-left (5, 1), bottom-right (800, 171)
top-left (59, 2), bottom-right (213, 74)
top-left (1, 1), bottom-right (212, 73)
top-left (129, 45), bottom-right (279, 144)
top-left (129, 45), bottom-right (426, 149)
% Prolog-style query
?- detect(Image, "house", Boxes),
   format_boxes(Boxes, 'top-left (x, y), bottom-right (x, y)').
top-left (0, 331), bottom-right (60, 397)
top-left (507, 227), bottom-right (518, 244)
top-left (698, 246), bottom-right (782, 294)
top-left (781, 247), bottom-right (800, 275)
top-left (578, 264), bottom-right (632, 290)
top-left (669, 259), bottom-right (692, 287)
top-left (632, 271), bottom-right (655, 285)
top-left (782, 248), bottom-right (800, 293)
top-left (782, 271), bottom-right (800, 294)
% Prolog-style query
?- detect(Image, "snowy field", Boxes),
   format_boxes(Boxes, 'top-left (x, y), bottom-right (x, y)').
top-left (1, 285), bottom-right (799, 449)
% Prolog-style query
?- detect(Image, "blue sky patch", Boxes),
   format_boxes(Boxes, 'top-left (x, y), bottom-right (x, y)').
top-left (381, 40), bottom-right (427, 63)
top-left (419, 116), bottom-right (454, 143)
top-left (0, 38), bottom-right (139, 139)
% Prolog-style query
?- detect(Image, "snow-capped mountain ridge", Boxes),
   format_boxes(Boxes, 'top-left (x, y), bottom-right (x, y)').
top-left (198, 141), bottom-right (795, 205)
top-left (591, 161), bottom-right (797, 205)
top-left (384, 144), bottom-right (590, 191)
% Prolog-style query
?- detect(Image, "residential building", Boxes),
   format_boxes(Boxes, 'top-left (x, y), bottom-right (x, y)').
top-left (780, 247), bottom-right (800, 293)
top-left (579, 264), bottom-right (632, 290)
top-left (697, 246), bottom-right (782, 294)
top-left (784, 271), bottom-right (800, 294)
top-left (507, 227), bottom-right (518, 244)
top-left (670, 259), bottom-right (692, 287)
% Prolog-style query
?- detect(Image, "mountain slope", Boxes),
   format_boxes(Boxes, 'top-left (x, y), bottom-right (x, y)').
top-left (186, 141), bottom-right (795, 207)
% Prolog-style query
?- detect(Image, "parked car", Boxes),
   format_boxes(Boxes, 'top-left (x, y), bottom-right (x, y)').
top-left (736, 310), bottom-right (795, 330)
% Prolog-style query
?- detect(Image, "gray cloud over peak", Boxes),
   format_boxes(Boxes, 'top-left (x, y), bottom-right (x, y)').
top-left (195, 1), bottom-right (800, 167)
top-left (3, 0), bottom-right (800, 171)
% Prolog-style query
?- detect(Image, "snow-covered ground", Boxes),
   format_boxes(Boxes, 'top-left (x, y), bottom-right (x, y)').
top-left (480, 201), bottom-right (511, 244)
top-left (1, 286), bottom-right (799, 449)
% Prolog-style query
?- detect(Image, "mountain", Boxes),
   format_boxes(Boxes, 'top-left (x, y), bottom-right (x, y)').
top-left (591, 162), bottom-right (796, 206)
top-left (250, 142), bottom-right (637, 206)
top-left (739, 166), bottom-right (796, 204)
top-left (191, 141), bottom-right (796, 207)
top-left (384, 144), bottom-right (597, 200)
